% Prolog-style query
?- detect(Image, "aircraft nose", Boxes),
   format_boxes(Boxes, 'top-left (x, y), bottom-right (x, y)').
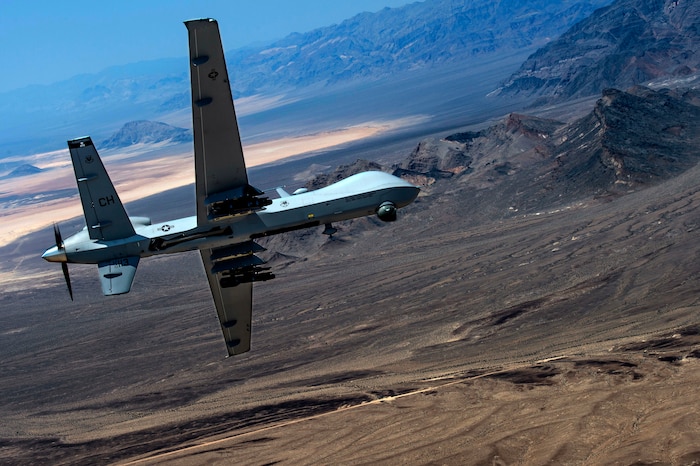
top-left (42, 246), bottom-right (67, 263)
top-left (394, 184), bottom-right (420, 208)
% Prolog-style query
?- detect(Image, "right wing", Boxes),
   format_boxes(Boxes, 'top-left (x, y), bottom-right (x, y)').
top-left (200, 248), bottom-right (253, 356)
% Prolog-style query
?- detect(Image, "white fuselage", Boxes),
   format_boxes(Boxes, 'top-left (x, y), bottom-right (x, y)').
top-left (50, 171), bottom-right (419, 264)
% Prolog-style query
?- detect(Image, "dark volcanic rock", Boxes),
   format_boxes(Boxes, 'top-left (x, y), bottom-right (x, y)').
top-left (101, 120), bottom-right (191, 149)
top-left (396, 113), bottom-right (563, 188)
top-left (404, 86), bottom-right (700, 221)
top-left (498, 0), bottom-right (700, 102)
top-left (551, 86), bottom-right (700, 190)
top-left (394, 138), bottom-right (474, 183)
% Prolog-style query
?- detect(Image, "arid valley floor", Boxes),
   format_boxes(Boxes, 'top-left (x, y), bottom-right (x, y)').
top-left (3, 101), bottom-right (700, 465)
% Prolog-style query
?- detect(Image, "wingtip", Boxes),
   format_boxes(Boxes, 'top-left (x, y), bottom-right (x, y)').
top-left (184, 18), bottom-right (217, 27)
top-left (67, 136), bottom-right (93, 148)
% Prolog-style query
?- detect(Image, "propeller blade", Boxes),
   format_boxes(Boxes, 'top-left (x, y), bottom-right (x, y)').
top-left (61, 262), bottom-right (74, 301)
top-left (53, 223), bottom-right (73, 300)
top-left (53, 223), bottom-right (63, 248)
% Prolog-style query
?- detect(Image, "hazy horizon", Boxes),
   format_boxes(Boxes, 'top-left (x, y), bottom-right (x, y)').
top-left (0, 0), bottom-right (412, 94)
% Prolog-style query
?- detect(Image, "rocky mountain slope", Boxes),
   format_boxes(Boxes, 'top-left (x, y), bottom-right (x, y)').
top-left (258, 84), bottom-right (700, 260)
top-left (291, 85), bottom-right (698, 230)
top-left (224, 0), bottom-right (612, 95)
top-left (398, 86), bottom-right (700, 219)
top-left (100, 120), bottom-right (191, 149)
top-left (497, 0), bottom-right (700, 102)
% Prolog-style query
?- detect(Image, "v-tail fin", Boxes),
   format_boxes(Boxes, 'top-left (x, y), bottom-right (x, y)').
top-left (98, 256), bottom-right (140, 295)
top-left (67, 137), bottom-right (135, 241)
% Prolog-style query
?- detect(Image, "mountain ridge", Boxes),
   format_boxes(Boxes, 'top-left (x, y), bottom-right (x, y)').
top-left (497, 0), bottom-right (700, 102)
top-left (241, 84), bottom-right (700, 261)
top-left (224, 0), bottom-right (613, 95)
top-left (279, 84), bottom-right (700, 217)
top-left (349, 85), bottom-right (700, 225)
top-left (101, 120), bottom-right (191, 149)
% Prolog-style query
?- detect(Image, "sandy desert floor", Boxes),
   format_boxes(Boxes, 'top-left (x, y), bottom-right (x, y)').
top-left (123, 351), bottom-right (700, 465)
top-left (2, 125), bottom-right (700, 465)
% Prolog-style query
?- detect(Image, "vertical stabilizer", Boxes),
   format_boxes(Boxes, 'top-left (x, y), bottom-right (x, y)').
top-left (68, 137), bottom-right (136, 241)
top-left (98, 256), bottom-right (140, 295)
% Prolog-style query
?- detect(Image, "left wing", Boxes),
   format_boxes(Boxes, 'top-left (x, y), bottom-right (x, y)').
top-left (200, 248), bottom-right (253, 356)
top-left (200, 241), bottom-right (274, 356)
top-left (184, 18), bottom-right (270, 226)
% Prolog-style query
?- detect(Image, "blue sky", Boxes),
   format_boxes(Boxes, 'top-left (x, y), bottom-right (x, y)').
top-left (0, 0), bottom-right (412, 93)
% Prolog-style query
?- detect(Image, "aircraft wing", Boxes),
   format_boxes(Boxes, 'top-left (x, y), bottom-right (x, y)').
top-left (200, 248), bottom-right (252, 356)
top-left (185, 20), bottom-right (273, 356)
top-left (185, 19), bottom-right (268, 226)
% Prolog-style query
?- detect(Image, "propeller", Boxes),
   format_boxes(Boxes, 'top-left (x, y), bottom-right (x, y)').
top-left (53, 223), bottom-right (74, 301)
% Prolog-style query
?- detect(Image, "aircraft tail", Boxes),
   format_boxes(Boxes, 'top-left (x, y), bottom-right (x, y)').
top-left (98, 257), bottom-right (140, 295)
top-left (68, 137), bottom-right (136, 241)
top-left (67, 137), bottom-right (140, 295)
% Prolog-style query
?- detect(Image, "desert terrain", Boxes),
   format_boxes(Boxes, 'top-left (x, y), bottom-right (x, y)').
top-left (2, 93), bottom-right (700, 464)
top-left (4, 0), bottom-right (700, 462)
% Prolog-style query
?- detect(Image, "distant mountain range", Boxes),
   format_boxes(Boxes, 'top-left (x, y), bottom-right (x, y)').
top-left (497, 0), bottom-right (700, 102)
top-left (5, 0), bottom-right (700, 161)
top-left (223, 0), bottom-right (613, 96)
top-left (2, 164), bottom-right (42, 180)
top-left (0, 0), bottom-right (611, 156)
